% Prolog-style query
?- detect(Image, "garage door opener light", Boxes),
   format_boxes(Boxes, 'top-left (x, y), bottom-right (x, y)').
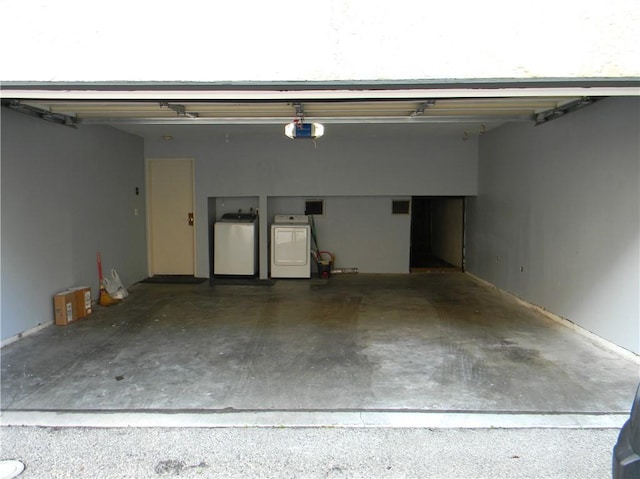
top-left (284, 120), bottom-right (324, 139)
top-left (285, 102), bottom-right (324, 140)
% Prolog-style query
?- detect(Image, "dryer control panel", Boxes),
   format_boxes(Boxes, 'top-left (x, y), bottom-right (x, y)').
top-left (273, 214), bottom-right (309, 224)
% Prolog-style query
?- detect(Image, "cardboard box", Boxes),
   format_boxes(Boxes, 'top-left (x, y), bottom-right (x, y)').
top-left (70, 286), bottom-right (92, 318)
top-left (54, 287), bottom-right (92, 326)
top-left (54, 290), bottom-right (77, 326)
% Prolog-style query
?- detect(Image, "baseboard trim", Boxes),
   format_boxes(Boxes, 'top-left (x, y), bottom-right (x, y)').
top-left (465, 272), bottom-right (640, 364)
top-left (1, 321), bottom-right (53, 349)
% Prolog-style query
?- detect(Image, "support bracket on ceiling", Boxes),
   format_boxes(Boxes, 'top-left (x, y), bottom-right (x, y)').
top-left (3, 99), bottom-right (79, 128)
top-left (159, 101), bottom-right (199, 119)
top-left (292, 102), bottom-right (305, 121)
top-left (534, 97), bottom-right (600, 126)
top-left (410, 100), bottom-right (436, 117)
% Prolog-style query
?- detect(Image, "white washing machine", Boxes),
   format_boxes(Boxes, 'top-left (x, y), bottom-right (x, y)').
top-left (214, 213), bottom-right (258, 275)
top-left (270, 215), bottom-right (311, 278)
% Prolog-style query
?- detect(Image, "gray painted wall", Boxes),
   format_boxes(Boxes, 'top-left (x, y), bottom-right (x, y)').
top-left (1, 108), bottom-right (147, 341)
top-left (311, 196), bottom-right (411, 273)
top-left (143, 124), bottom-right (478, 276)
top-left (466, 97), bottom-right (640, 354)
top-left (266, 196), bottom-right (411, 273)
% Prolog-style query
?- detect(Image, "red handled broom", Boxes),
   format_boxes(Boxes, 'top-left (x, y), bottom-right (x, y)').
top-left (96, 252), bottom-right (120, 306)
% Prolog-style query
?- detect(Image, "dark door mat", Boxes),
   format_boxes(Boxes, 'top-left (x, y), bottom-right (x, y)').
top-left (140, 275), bottom-right (208, 284)
top-left (209, 277), bottom-right (275, 286)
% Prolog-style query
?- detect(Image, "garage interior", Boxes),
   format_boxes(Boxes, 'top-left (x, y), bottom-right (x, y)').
top-left (1, 82), bottom-right (638, 423)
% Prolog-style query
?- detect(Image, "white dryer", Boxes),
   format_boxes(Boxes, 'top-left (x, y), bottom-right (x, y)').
top-left (270, 215), bottom-right (311, 278)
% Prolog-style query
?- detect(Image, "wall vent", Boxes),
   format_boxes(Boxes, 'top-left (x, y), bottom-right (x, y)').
top-left (392, 200), bottom-right (410, 214)
top-left (305, 199), bottom-right (324, 215)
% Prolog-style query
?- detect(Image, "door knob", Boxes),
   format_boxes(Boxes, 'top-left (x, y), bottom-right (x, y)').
top-left (188, 212), bottom-right (194, 226)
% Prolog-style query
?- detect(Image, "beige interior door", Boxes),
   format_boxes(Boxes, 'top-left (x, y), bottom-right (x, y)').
top-left (148, 158), bottom-right (195, 275)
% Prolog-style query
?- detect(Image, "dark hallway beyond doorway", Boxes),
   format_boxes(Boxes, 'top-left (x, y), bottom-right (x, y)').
top-left (410, 197), bottom-right (464, 270)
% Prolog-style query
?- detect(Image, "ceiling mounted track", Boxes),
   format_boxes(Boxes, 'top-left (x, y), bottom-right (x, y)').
top-left (159, 102), bottom-right (199, 119)
top-left (410, 100), bottom-right (436, 117)
top-left (2, 92), bottom-right (621, 127)
top-left (534, 97), bottom-right (600, 125)
top-left (78, 115), bottom-right (533, 126)
top-left (3, 99), bottom-right (79, 128)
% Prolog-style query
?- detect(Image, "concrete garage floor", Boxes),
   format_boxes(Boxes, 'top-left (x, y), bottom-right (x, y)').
top-left (1, 273), bottom-right (638, 419)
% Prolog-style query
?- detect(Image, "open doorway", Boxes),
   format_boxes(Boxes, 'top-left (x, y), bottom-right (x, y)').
top-left (410, 197), bottom-right (464, 271)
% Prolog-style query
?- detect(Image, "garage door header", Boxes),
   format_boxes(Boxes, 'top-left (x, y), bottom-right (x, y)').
top-left (1, 79), bottom-right (638, 102)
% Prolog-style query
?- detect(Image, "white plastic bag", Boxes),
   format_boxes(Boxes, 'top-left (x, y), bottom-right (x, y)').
top-left (102, 269), bottom-right (129, 299)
